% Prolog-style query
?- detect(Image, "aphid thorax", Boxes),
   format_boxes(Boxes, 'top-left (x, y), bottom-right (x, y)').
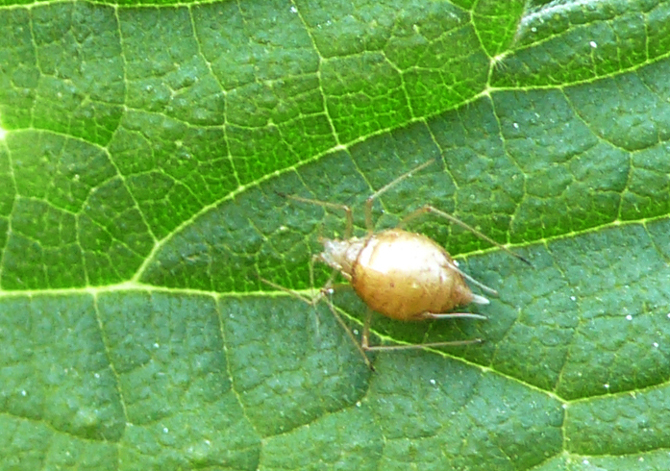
top-left (318, 237), bottom-right (366, 280)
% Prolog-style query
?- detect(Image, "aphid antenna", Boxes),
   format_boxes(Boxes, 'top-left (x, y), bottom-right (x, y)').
top-left (398, 205), bottom-right (532, 266)
top-left (257, 275), bottom-right (322, 306)
top-left (364, 159), bottom-right (436, 234)
top-left (276, 191), bottom-right (354, 239)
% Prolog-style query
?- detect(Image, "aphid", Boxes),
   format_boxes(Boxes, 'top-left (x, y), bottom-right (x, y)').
top-left (264, 160), bottom-right (529, 369)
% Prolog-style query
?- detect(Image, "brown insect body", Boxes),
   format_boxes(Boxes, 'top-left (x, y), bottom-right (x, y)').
top-left (264, 160), bottom-right (529, 369)
top-left (319, 228), bottom-right (481, 321)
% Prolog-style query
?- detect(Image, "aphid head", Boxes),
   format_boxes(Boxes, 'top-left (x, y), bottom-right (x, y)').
top-left (318, 238), bottom-right (350, 273)
top-left (318, 237), bottom-right (366, 278)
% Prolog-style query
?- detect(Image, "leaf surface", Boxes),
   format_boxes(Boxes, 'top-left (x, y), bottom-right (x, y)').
top-left (1, 1), bottom-right (669, 470)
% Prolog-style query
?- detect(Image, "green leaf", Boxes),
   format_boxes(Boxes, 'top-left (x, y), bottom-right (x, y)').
top-left (1, 1), bottom-right (669, 469)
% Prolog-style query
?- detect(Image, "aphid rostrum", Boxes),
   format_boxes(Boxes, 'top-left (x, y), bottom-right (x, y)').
top-left (264, 160), bottom-right (529, 369)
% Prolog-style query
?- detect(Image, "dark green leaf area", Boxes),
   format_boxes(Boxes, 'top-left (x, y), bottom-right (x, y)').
top-left (98, 291), bottom-right (260, 469)
top-left (0, 292), bottom-right (264, 470)
top-left (144, 66), bottom-right (670, 296)
top-left (300, 0), bottom-right (490, 126)
top-left (0, 295), bottom-right (125, 440)
top-left (567, 383), bottom-right (670, 456)
top-left (367, 353), bottom-right (563, 471)
top-left (485, 219), bottom-right (670, 400)
top-left (223, 291), bottom-right (564, 471)
top-left (141, 116), bottom-right (517, 292)
top-left (262, 404), bottom-right (383, 471)
top-left (3, 0), bottom-right (670, 469)
top-left (584, 452), bottom-right (670, 471)
top-left (221, 296), bottom-right (372, 437)
top-left (0, 421), bottom-right (118, 471)
top-left (565, 65), bottom-right (670, 152)
top-left (492, 90), bottom-right (629, 241)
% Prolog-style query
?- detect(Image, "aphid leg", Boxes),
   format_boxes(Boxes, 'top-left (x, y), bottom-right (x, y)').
top-left (321, 296), bottom-right (374, 371)
top-left (361, 309), bottom-right (373, 350)
top-left (309, 254), bottom-right (342, 339)
top-left (398, 205), bottom-right (532, 266)
top-left (282, 194), bottom-right (354, 239)
top-left (364, 159), bottom-right (435, 234)
top-left (308, 254), bottom-right (317, 294)
top-left (362, 310), bottom-right (482, 352)
top-left (362, 338), bottom-right (483, 352)
top-left (260, 276), bottom-right (374, 370)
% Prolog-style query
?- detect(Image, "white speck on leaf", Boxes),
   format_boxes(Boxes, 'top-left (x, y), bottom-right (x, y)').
top-left (590, 41), bottom-right (597, 48)
top-left (626, 314), bottom-right (633, 321)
